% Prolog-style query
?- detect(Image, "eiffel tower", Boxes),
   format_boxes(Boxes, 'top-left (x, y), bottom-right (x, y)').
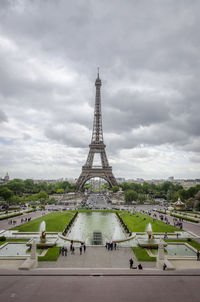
top-left (76, 70), bottom-right (117, 191)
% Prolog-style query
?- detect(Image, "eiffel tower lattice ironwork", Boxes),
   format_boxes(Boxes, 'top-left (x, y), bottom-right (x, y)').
top-left (76, 71), bottom-right (117, 191)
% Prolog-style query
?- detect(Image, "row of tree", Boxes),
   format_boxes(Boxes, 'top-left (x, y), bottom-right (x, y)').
top-left (0, 179), bottom-right (76, 206)
top-left (109, 181), bottom-right (200, 205)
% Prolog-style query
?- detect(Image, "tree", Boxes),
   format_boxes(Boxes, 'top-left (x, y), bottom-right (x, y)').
top-left (0, 187), bottom-right (13, 203)
top-left (7, 179), bottom-right (25, 195)
top-left (112, 186), bottom-right (120, 193)
top-left (125, 190), bottom-right (138, 204)
top-left (24, 179), bottom-right (34, 192)
top-left (56, 188), bottom-right (64, 194)
top-left (37, 190), bottom-right (48, 203)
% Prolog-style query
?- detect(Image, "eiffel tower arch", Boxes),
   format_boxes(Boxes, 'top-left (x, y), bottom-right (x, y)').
top-left (76, 71), bottom-right (117, 191)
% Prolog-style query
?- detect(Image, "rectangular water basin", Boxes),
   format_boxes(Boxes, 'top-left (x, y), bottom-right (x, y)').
top-left (0, 243), bottom-right (43, 257)
top-left (150, 243), bottom-right (196, 258)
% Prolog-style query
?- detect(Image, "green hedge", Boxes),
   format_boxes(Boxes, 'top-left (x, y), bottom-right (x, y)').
top-left (38, 247), bottom-right (60, 261)
top-left (0, 212), bottom-right (22, 221)
top-left (171, 213), bottom-right (199, 223)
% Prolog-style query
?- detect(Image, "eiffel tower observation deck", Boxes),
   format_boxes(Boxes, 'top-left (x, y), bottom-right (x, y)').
top-left (76, 70), bottom-right (117, 191)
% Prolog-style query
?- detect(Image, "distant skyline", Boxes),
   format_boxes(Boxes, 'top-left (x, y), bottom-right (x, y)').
top-left (0, 0), bottom-right (200, 180)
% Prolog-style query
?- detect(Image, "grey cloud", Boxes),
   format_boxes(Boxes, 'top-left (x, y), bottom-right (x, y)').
top-left (0, 110), bottom-right (8, 122)
top-left (0, 0), bottom-right (200, 178)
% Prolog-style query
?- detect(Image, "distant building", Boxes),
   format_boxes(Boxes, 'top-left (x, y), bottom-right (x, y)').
top-left (116, 178), bottom-right (126, 183)
top-left (0, 172), bottom-right (9, 185)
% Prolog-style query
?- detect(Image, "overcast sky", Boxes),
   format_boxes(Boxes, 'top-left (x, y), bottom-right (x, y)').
top-left (0, 0), bottom-right (200, 180)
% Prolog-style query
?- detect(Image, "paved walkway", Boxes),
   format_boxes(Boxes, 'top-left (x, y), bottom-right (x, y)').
top-left (0, 272), bottom-right (199, 302)
top-left (156, 212), bottom-right (200, 237)
top-left (0, 211), bottom-right (49, 231)
top-left (39, 246), bottom-right (156, 269)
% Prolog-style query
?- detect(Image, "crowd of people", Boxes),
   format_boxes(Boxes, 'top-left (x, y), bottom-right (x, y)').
top-left (59, 241), bottom-right (86, 256)
top-left (105, 242), bottom-right (117, 250)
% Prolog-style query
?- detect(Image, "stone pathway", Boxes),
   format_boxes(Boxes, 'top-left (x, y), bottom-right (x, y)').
top-left (0, 210), bottom-right (49, 231)
top-left (39, 246), bottom-right (156, 269)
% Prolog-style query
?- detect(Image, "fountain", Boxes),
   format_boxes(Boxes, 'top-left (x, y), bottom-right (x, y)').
top-left (26, 221), bottom-right (57, 248)
top-left (137, 223), bottom-right (167, 248)
top-left (40, 221), bottom-right (46, 243)
top-left (146, 223), bottom-right (152, 240)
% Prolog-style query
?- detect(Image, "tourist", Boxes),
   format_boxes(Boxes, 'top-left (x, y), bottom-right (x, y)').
top-left (114, 243), bottom-right (117, 250)
top-left (164, 233), bottom-right (168, 239)
top-left (129, 258), bottom-right (133, 269)
top-left (64, 247), bottom-right (68, 256)
top-left (83, 244), bottom-right (86, 253)
top-left (80, 246), bottom-right (82, 255)
top-left (197, 250), bottom-right (200, 261)
top-left (163, 263), bottom-right (167, 270)
top-left (111, 242), bottom-right (113, 250)
top-left (61, 247), bottom-right (65, 256)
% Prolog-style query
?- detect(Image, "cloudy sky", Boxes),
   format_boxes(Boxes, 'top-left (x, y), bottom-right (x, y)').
top-left (0, 0), bottom-right (200, 180)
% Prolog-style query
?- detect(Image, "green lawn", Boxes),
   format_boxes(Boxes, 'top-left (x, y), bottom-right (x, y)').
top-left (38, 247), bottom-right (60, 261)
top-left (132, 247), bottom-right (156, 262)
top-left (12, 212), bottom-right (75, 232)
top-left (119, 212), bottom-right (181, 233)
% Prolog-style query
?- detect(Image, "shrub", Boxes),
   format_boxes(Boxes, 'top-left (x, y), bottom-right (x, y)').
top-left (0, 236), bottom-right (6, 241)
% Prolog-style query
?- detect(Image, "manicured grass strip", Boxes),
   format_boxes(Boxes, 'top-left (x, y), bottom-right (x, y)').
top-left (165, 239), bottom-right (200, 251)
top-left (119, 212), bottom-right (180, 233)
top-left (170, 213), bottom-right (199, 223)
top-left (38, 247), bottom-right (60, 261)
top-left (12, 212), bottom-right (76, 232)
top-left (132, 247), bottom-right (156, 262)
top-left (157, 210), bottom-right (199, 223)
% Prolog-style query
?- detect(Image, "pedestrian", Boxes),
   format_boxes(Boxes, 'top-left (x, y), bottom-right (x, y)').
top-left (105, 242), bottom-right (108, 249)
top-left (129, 258), bottom-right (133, 269)
top-left (72, 246), bottom-right (75, 254)
top-left (163, 263), bottom-right (167, 270)
top-left (70, 243), bottom-right (73, 252)
top-left (61, 247), bottom-right (64, 256)
top-left (64, 247), bottom-right (67, 256)
top-left (197, 250), bottom-right (200, 261)
top-left (111, 242), bottom-right (113, 251)
top-left (80, 246), bottom-right (82, 255)
top-left (114, 243), bottom-right (117, 250)
top-left (59, 247), bottom-right (62, 255)
top-left (83, 244), bottom-right (86, 253)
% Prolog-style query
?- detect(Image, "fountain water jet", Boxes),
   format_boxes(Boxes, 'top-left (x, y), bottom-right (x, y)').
top-left (40, 221), bottom-right (46, 243)
top-left (146, 223), bottom-right (152, 240)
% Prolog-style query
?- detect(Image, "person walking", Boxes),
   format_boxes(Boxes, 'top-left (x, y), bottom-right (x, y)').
top-left (80, 246), bottom-right (82, 255)
top-left (61, 247), bottom-right (65, 256)
top-left (64, 247), bottom-right (67, 256)
top-left (72, 246), bottom-right (75, 255)
top-left (129, 258), bottom-right (133, 269)
top-left (83, 244), bottom-right (86, 253)
top-left (197, 250), bottom-right (200, 261)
